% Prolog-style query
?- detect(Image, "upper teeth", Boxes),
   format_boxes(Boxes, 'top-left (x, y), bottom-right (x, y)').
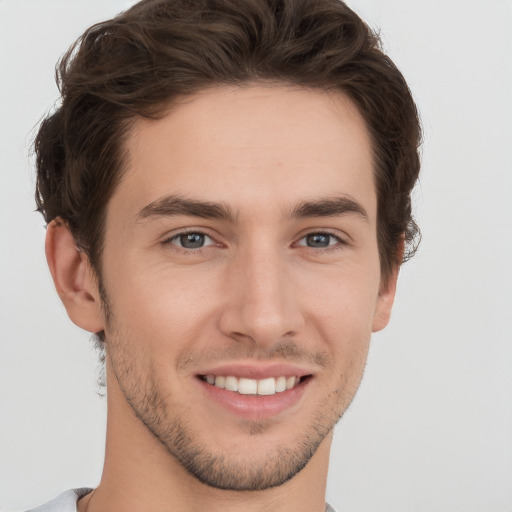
top-left (205, 375), bottom-right (299, 395)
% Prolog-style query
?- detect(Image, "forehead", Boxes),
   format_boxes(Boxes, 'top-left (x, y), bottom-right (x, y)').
top-left (110, 84), bottom-right (376, 221)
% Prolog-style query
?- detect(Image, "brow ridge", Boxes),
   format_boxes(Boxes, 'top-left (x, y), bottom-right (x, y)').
top-left (137, 195), bottom-right (235, 221)
top-left (289, 196), bottom-right (368, 221)
top-left (137, 194), bottom-right (368, 223)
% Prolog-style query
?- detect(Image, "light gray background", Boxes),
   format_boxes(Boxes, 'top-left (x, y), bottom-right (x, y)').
top-left (1, 1), bottom-right (511, 511)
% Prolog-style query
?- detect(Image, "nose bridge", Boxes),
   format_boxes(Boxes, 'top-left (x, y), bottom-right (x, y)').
top-left (220, 240), bottom-right (303, 345)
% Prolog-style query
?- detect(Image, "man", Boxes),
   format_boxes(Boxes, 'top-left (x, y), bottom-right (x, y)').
top-left (30, 0), bottom-right (421, 510)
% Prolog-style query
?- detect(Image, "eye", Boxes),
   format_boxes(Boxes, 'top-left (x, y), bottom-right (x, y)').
top-left (297, 232), bottom-right (342, 248)
top-left (168, 231), bottom-right (216, 249)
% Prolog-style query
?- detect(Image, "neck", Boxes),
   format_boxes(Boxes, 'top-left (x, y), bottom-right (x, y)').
top-left (82, 367), bottom-right (332, 512)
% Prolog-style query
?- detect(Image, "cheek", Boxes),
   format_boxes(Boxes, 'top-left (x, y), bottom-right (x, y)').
top-left (303, 266), bottom-right (379, 376)
top-left (305, 265), bottom-right (381, 331)
top-left (106, 262), bottom-right (219, 344)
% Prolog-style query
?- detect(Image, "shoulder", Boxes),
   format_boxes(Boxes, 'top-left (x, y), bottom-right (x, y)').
top-left (26, 489), bottom-right (93, 512)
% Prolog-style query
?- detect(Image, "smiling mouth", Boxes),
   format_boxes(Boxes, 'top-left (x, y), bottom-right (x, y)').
top-left (199, 374), bottom-right (310, 396)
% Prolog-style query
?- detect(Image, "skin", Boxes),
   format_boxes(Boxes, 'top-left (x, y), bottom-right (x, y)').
top-left (46, 84), bottom-right (399, 512)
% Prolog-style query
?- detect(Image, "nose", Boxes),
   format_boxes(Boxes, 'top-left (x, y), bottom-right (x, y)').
top-left (218, 246), bottom-right (305, 347)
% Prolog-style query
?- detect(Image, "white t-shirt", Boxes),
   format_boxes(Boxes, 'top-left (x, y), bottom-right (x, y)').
top-left (26, 489), bottom-right (93, 512)
top-left (26, 489), bottom-right (338, 511)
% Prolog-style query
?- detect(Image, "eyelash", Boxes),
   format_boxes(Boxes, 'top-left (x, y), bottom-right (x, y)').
top-left (296, 231), bottom-right (346, 253)
top-left (162, 229), bottom-right (347, 254)
top-left (163, 230), bottom-right (217, 255)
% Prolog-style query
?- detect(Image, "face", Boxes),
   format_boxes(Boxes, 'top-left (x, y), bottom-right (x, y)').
top-left (96, 85), bottom-right (396, 490)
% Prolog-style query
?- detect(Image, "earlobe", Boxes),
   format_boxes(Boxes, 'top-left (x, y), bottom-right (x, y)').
top-left (372, 240), bottom-right (404, 333)
top-left (372, 267), bottom-right (399, 332)
top-left (45, 219), bottom-right (105, 333)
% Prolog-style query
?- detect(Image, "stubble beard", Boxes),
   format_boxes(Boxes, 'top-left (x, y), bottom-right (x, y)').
top-left (100, 287), bottom-right (362, 492)
top-left (125, 380), bottom-right (340, 491)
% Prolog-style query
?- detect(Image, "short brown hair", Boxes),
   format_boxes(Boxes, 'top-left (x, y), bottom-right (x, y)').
top-left (35, 0), bottom-right (421, 286)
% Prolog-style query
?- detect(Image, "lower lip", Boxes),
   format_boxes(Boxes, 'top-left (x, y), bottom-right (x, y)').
top-left (198, 377), bottom-right (310, 420)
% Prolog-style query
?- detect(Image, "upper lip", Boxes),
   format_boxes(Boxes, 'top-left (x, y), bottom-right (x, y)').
top-left (195, 361), bottom-right (316, 380)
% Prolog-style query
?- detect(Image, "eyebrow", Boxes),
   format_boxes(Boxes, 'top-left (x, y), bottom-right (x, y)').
top-left (288, 196), bottom-right (369, 222)
top-left (136, 194), bottom-right (368, 223)
top-left (137, 195), bottom-right (236, 222)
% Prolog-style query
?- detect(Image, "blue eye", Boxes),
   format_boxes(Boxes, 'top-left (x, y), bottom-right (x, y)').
top-left (298, 233), bottom-right (341, 248)
top-left (169, 232), bottom-right (215, 249)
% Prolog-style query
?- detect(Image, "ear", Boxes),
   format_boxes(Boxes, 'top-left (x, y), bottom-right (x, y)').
top-left (372, 240), bottom-right (404, 333)
top-left (45, 219), bottom-right (105, 333)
